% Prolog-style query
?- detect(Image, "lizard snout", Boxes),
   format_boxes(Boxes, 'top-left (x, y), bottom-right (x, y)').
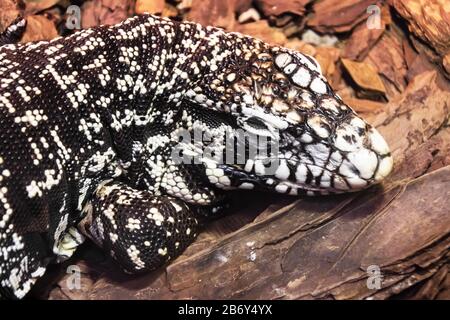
top-left (331, 116), bottom-right (393, 190)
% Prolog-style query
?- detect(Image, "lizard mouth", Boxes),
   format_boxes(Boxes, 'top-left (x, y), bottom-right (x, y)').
top-left (265, 161), bottom-right (392, 196)
top-left (205, 143), bottom-right (393, 196)
top-left (202, 114), bottom-right (394, 196)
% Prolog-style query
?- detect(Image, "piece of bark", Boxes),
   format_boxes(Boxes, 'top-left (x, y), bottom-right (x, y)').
top-left (444, 53), bottom-right (450, 74)
top-left (20, 14), bottom-right (58, 42)
top-left (388, 126), bottom-right (450, 183)
top-left (401, 38), bottom-right (436, 82)
top-left (390, 0), bottom-right (450, 57)
top-left (308, 0), bottom-right (381, 33)
top-left (315, 46), bottom-right (341, 86)
top-left (285, 41), bottom-right (340, 83)
top-left (405, 51), bottom-right (437, 83)
top-left (390, 0), bottom-right (450, 78)
top-left (187, 0), bottom-right (251, 30)
top-left (81, 0), bottom-right (133, 29)
top-left (342, 21), bottom-right (385, 61)
top-left (341, 58), bottom-right (387, 98)
top-left (282, 18), bottom-right (306, 38)
top-left (342, 2), bottom-right (391, 61)
top-left (161, 3), bottom-right (179, 18)
top-left (270, 14), bottom-right (293, 28)
top-left (371, 71), bottom-right (450, 175)
top-left (435, 272), bottom-right (450, 300)
top-left (235, 20), bottom-right (288, 46)
top-left (403, 39), bottom-right (418, 70)
top-left (254, 0), bottom-right (311, 17)
top-left (135, 0), bottom-right (165, 15)
top-left (24, 0), bottom-right (60, 14)
top-left (235, 0), bottom-right (253, 16)
top-left (176, 0), bottom-right (192, 12)
top-left (409, 265), bottom-right (449, 300)
top-left (284, 39), bottom-right (316, 56)
top-left (364, 32), bottom-right (408, 96)
top-left (343, 96), bottom-right (386, 114)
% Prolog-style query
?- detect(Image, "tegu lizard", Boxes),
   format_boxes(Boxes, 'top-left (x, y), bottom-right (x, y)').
top-left (0, 14), bottom-right (393, 299)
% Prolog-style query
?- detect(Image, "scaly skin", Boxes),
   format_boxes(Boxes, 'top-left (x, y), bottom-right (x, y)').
top-left (0, 14), bottom-right (393, 299)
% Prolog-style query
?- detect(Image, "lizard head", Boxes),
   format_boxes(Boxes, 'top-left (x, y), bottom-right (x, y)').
top-left (184, 45), bottom-right (393, 196)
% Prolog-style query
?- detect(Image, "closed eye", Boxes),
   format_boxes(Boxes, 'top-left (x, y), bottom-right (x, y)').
top-left (246, 117), bottom-right (269, 130)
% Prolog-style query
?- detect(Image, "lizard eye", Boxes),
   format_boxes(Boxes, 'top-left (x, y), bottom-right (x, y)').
top-left (246, 116), bottom-right (269, 131)
top-left (238, 115), bottom-right (279, 139)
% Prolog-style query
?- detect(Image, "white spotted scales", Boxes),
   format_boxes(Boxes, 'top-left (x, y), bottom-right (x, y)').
top-left (0, 14), bottom-right (393, 299)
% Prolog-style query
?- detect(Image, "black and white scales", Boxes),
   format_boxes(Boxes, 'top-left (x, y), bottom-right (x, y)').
top-left (0, 14), bottom-right (393, 299)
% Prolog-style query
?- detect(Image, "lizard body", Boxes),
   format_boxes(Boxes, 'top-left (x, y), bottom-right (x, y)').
top-left (0, 14), bottom-right (393, 299)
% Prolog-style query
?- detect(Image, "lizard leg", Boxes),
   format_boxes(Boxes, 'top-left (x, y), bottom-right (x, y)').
top-left (79, 180), bottom-right (200, 273)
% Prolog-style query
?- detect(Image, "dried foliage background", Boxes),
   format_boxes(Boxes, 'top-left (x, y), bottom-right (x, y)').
top-left (0, 0), bottom-right (449, 300)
